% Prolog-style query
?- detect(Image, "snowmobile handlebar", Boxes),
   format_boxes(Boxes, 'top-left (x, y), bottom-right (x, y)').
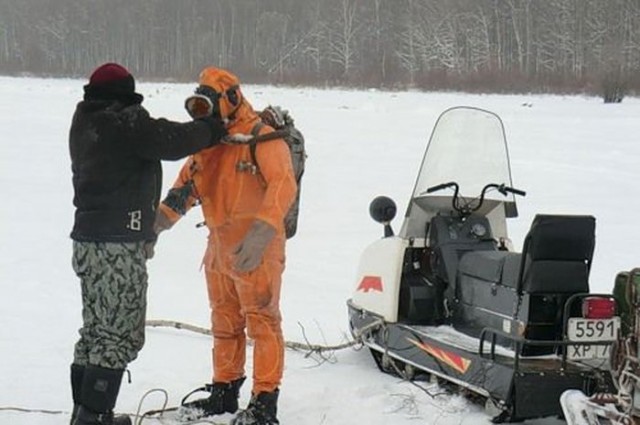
top-left (499, 184), bottom-right (526, 197)
top-left (490, 183), bottom-right (526, 197)
top-left (426, 182), bottom-right (525, 216)
top-left (426, 182), bottom-right (459, 194)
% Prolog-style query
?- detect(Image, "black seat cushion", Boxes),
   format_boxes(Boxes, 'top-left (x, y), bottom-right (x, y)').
top-left (458, 251), bottom-right (522, 289)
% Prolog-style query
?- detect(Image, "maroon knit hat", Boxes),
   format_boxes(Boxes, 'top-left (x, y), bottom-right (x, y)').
top-left (84, 62), bottom-right (143, 104)
top-left (89, 63), bottom-right (132, 85)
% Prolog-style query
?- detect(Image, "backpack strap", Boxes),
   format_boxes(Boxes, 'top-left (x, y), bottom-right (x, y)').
top-left (249, 122), bottom-right (264, 170)
top-left (249, 122), bottom-right (290, 173)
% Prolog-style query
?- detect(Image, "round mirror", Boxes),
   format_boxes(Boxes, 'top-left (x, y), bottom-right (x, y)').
top-left (369, 196), bottom-right (397, 224)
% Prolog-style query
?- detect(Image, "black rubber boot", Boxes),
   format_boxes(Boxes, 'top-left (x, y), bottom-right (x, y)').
top-left (74, 408), bottom-right (131, 425)
top-left (72, 365), bottom-right (131, 425)
top-left (179, 377), bottom-right (246, 419)
top-left (70, 364), bottom-right (85, 425)
top-left (231, 389), bottom-right (280, 425)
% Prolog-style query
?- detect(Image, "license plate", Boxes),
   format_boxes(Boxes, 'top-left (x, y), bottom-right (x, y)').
top-left (567, 317), bottom-right (620, 342)
top-left (566, 317), bottom-right (620, 360)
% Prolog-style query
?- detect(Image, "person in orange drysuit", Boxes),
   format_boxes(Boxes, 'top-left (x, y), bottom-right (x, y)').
top-left (154, 67), bottom-right (296, 425)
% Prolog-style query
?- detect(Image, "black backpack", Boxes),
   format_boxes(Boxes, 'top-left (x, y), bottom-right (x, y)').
top-left (250, 106), bottom-right (306, 239)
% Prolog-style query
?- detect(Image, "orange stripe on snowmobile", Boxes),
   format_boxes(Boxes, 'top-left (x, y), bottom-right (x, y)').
top-left (357, 276), bottom-right (383, 293)
top-left (408, 338), bottom-right (471, 374)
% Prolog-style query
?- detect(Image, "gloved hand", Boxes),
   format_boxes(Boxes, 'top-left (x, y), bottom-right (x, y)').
top-left (198, 115), bottom-right (228, 147)
top-left (144, 240), bottom-right (156, 260)
top-left (233, 220), bottom-right (276, 273)
top-left (147, 207), bottom-right (177, 260)
top-left (154, 207), bottom-right (175, 235)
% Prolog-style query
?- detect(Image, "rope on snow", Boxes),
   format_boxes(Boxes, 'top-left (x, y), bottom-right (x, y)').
top-left (0, 319), bottom-right (384, 423)
top-left (134, 388), bottom-right (224, 424)
top-left (0, 406), bottom-right (68, 415)
top-left (144, 318), bottom-right (377, 354)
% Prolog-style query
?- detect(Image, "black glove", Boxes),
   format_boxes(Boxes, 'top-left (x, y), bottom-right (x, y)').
top-left (197, 115), bottom-right (228, 146)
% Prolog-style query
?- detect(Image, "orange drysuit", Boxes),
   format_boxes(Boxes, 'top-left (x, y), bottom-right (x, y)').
top-left (159, 68), bottom-right (297, 394)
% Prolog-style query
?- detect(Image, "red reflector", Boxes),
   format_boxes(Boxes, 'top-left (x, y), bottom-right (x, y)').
top-left (582, 297), bottom-right (616, 319)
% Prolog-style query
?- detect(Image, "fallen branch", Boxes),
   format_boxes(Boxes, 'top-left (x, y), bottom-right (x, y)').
top-left (146, 319), bottom-right (210, 336)
top-left (145, 319), bottom-right (364, 354)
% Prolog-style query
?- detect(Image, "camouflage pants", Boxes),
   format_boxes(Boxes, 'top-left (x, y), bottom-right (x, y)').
top-left (72, 241), bottom-right (149, 370)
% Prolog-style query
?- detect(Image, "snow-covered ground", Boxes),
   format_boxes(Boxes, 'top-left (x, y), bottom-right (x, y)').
top-left (1, 76), bottom-right (639, 424)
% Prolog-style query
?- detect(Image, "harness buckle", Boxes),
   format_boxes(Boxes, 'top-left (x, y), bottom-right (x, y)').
top-left (236, 161), bottom-right (257, 175)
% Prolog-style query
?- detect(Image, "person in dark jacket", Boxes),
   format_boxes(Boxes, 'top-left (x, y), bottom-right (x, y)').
top-left (68, 62), bottom-right (227, 425)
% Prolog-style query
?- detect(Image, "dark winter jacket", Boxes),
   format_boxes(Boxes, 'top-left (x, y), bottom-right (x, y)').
top-left (69, 99), bottom-right (213, 242)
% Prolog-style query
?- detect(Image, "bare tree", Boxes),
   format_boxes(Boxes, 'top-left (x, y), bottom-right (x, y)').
top-left (325, 0), bottom-right (362, 80)
top-left (1, 0), bottom-right (640, 94)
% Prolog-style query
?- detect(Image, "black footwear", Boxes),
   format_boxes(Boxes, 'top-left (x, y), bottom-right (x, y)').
top-left (231, 389), bottom-right (280, 425)
top-left (72, 365), bottom-right (131, 425)
top-left (179, 377), bottom-right (246, 418)
top-left (73, 407), bottom-right (131, 425)
top-left (70, 364), bottom-right (85, 425)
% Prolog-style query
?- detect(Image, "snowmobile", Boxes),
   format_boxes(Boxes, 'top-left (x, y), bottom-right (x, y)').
top-left (347, 106), bottom-right (619, 423)
top-left (560, 269), bottom-right (640, 425)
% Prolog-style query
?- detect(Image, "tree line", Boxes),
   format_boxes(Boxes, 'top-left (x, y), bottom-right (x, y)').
top-left (1, 0), bottom-right (639, 98)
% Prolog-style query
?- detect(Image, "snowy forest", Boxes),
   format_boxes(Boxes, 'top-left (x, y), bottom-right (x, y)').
top-left (2, 0), bottom-right (640, 96)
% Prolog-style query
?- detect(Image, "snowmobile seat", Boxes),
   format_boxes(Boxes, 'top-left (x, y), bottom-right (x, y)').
top-left (501, 253), bottom-right (522, 289)
top-left (519, 214), bottom-right (595, 294)
top-left (458, 251), bottom-right (505, 285)
top-left (458, 251), bottom-right (522, 289)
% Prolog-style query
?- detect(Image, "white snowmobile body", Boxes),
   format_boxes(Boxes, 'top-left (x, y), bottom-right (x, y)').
top-left (348, 106), bottom-right (618, 423)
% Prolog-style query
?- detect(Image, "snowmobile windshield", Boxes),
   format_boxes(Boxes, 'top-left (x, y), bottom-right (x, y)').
top-left (400, 107), bottom-right (518, 238)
